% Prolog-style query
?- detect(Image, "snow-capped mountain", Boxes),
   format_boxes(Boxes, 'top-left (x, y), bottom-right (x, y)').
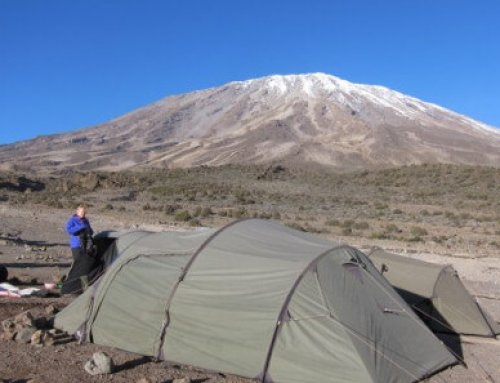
top-left (1, 73), bottom-right (499, 172)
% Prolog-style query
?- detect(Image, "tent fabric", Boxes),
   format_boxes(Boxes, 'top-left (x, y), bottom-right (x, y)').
top-left (368, 248), bottom-right (500, 337)
top-left (55, 219), bottom-right (457, 383)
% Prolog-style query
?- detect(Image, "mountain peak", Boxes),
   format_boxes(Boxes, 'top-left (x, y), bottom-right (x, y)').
top-left (232, 73), bottom-right (498, 135)
top-left (235, 72), bottom-right (350, 95)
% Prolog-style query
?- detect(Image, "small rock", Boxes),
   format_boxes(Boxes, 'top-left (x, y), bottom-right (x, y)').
top-left (84, 351), bottom-right (114, 375)
top-left (2, 330), bottom-right (17, 341)
top-left (2, 319), bottom-right (16, 332)
top-left (31, 330), bottom-right (45, 345)
top-left (136, 378), bottom-right (152, 383)
top-left (15, 326), bottom-right (36, 343)
top-left (45, 304), bottom-right (59, 315)
top-left (44, 333), bottom-right (55, 346)
top-left (14, 310), bottom-right (35, 327)
top-left (173, 378), bottom-right (191, 383)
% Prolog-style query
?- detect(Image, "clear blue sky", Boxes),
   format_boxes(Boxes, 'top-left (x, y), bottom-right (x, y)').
top-left (1, 0), bottom-right (499, 144)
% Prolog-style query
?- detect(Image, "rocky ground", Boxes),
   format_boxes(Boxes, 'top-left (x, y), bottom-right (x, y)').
top-left (0, 190), bottom-right (499, 382)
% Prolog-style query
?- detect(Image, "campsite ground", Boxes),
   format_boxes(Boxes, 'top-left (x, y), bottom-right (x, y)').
top-left (0, 164), bottom-right (499, 382)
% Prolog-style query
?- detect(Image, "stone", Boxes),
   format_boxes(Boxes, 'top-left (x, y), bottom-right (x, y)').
top-left (173, 378), bottom-right (191, 383)
top-left (136, 379), bottom-right (152, 383)
top-left (15, 326), bottom-right (36, 343)
top-left (14, 310), bottom-right (35, 327)
top-left (1, 319), bottom-right (16, 333)
top-left (84, 351), bottom-right (114, 375)
top-left (44, 333), bottom-right (56, 346)
top-left (2, 330), bottom-right (17, 341)
top-left (31, 330), bottom-right (45, 345)
top-left (45, 304), bottom-right (59, 315)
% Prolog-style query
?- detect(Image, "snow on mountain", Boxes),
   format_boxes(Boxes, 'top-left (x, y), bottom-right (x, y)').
top-left (237, 73), bottom-right (498, 134)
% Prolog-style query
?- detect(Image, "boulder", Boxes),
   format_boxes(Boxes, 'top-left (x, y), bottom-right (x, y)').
top-left (45, 304), bottom-right (59, 316)
top-left (15, 326), bottom-right (36, 343)
top-left (1, 319), bottom-right (16, 333)
top-left (2, 330), bottom-right (17, 341)
top-left (14, 310), bottom-right (35, 327)
top-left (84, 351), bottom-right (114, 375)
top-left (31, 330), bottom-right (45, 346)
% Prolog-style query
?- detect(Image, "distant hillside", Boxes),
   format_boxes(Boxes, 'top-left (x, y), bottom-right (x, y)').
top-left (2, 163), bottom-right (499, 256)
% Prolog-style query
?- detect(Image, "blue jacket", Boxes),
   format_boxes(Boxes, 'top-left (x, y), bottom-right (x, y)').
top-left (66, 215), bottom-right (93, 249)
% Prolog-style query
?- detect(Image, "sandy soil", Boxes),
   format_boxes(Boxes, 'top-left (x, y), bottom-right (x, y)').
top-left (0, 205), bottom-right (498, 382)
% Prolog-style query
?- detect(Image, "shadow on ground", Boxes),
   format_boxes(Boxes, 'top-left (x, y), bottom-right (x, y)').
top-left (1, 262), bottom-right (72, 269)
top-left (0, 236), bottom-right (66, 248)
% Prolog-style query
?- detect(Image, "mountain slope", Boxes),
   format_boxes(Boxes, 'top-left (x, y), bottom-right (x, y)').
top-left (1, 73), bottom-right (499, 172)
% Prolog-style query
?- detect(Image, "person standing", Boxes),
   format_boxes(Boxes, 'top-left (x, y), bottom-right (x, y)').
top-left (61, 205), bottom-right (96, 294)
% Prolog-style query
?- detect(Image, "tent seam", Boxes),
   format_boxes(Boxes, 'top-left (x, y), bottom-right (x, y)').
top-left (85, 232), bottom-right (156, 340)
top-left (259, 244), bottom-right (351, 383)
top-left (155, 218), bottom-right (251, 360)
top-left (91, 253), bottom-right (165, 332)
top-left (431, 265), bottom-right (452, 300)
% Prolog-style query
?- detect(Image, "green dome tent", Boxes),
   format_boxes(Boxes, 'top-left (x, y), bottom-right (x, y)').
top-left (55, 219), bottom-right (457, 383)
top-left (368, 248), bottom-right (500, 337)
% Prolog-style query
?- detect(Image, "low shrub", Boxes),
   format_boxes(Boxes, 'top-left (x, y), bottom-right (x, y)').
top-left (325, 219), bottom-right (340, 226)
top-left (410, 226), bottom-right (428, 236)
top-left (385, 223), bottom-right (400, 233)
top-left (175, 210), bottom-right (192, 222)
top-left (352, 221), bottom-right (370, 230)
top-left (104, 203), bottom-right (114, 210)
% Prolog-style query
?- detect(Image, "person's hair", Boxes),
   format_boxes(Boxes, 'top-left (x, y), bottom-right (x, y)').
top-left (76, 204), bottom-right (86, 210)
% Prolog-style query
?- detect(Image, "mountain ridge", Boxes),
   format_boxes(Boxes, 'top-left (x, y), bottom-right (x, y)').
top-left (1, 72), bottom-right (499, 172)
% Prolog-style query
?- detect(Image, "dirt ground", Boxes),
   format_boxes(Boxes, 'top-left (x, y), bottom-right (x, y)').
top-left (0, 204), bottom-right (499, 383)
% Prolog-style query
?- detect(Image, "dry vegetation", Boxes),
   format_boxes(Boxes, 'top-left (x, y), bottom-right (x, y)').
top-left (1, 163), bottom-right (500, 382)
top-left (1, 163), bottom-right (499, 255)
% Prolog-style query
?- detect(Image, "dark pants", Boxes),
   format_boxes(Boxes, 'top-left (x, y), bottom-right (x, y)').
top-left (61, 247), bottom-right (97, 294)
